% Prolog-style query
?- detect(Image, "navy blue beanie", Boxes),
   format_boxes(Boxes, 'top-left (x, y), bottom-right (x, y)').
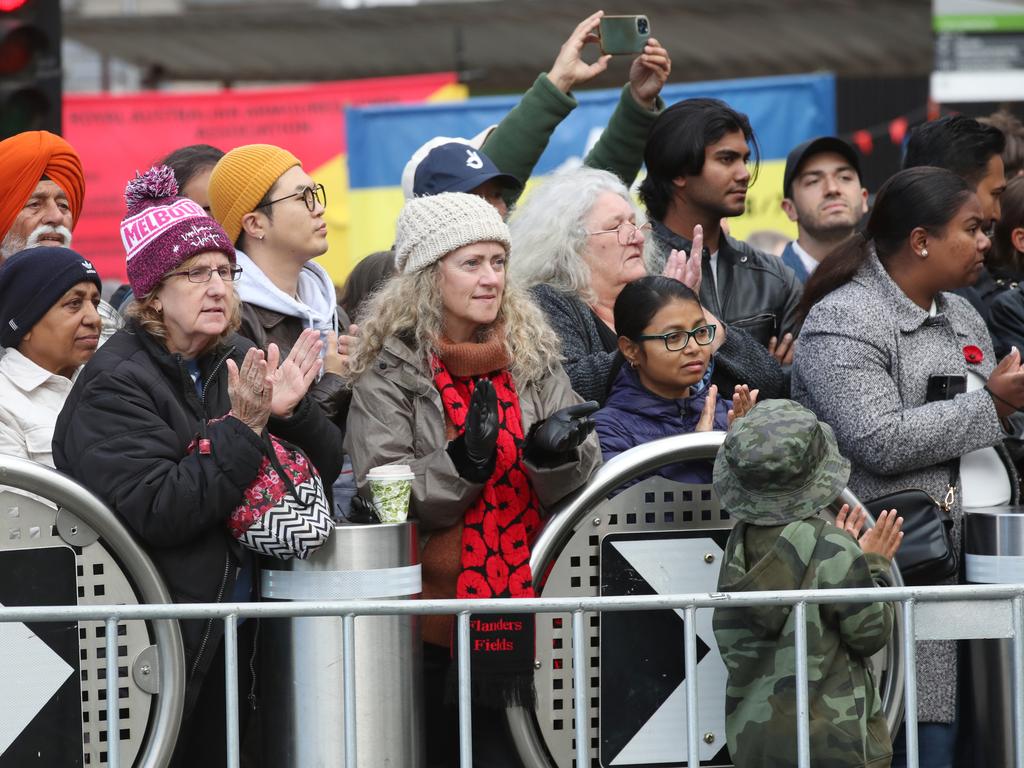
top-left (0, 246), bottom-right (103, 348)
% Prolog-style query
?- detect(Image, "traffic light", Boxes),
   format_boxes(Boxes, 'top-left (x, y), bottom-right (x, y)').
top-left (0, 0), bottom-right (61, 139)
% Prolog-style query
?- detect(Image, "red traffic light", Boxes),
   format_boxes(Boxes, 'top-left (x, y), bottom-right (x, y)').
top-left (0, 1), bottom-right (30, 12)
top-left (0, 24), bottom-right (46, 74)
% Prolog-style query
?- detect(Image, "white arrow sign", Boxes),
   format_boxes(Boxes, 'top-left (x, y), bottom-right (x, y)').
top-left (0, 601), bottom-right (74, 757)
top-left (607, 537), bottom-right (728, 766)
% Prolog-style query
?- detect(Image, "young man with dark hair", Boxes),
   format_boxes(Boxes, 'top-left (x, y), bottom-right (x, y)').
top-left (780, 136), bottom-right (868, 284)
top-left (641, 98), bottom-right (803, 377)
top-left (904, 115), bottom-right (1008, 332)
top-left (904, 115), bottom-right (1006, 231)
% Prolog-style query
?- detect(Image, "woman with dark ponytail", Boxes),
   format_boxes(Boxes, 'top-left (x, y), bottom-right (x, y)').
top-left (793, 166), bottom-right (1024, 768)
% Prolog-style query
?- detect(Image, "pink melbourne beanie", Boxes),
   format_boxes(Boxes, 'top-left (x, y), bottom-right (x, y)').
top-left (120, 165), bottom-right (235, 296)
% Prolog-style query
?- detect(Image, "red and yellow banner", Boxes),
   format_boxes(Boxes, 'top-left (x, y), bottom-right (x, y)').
top-left (64, 74), bottom-right (465, 282)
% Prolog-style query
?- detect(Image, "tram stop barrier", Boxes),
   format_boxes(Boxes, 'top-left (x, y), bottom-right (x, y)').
top-left (0, 456), bottom-right (185, 768)
top-left (260, 519), bottom-right (423, 767)
top-left (966, 506), bottom-right (1024, 767)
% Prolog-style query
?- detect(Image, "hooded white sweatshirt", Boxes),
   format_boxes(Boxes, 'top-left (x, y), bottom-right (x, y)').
top-left (234, 250), bottom-right (338, 332)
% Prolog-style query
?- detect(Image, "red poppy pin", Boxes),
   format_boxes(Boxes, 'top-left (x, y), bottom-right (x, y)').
top-left (963, 345), bottom-right (983, 365)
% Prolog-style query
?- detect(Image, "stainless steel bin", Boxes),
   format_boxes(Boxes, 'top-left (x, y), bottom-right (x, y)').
top-left (964, 506), bottom-right (1024, 768)
top-left (260, 521), bottom-right (423, 767)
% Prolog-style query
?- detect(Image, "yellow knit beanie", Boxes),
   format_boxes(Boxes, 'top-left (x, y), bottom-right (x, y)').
top-left (208, 144), bottom-right (301, 244)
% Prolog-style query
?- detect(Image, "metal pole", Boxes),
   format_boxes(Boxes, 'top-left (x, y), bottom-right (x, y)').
top-left (684, 605), bottom-right (700, 766)
top-left (572, 609), bottom-right (589, 768)
top-left (224, 616), bottom-right (239, 768)
top-left (794, 601), bottom-right (810, 768)
top-left (105, 617), bottom-right (120, 768)
top-left (902, 600), bottom-right (919, 768)
top-left (1014, 596), bottom-right (1024, 768)
top-left (343, 613), bottom-right (358, 767)
top-left (458, 611), bottom-right (472, 768)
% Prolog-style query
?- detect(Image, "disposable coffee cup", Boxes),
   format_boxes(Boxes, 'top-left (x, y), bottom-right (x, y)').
top-left (366, 464), bottom-right (415, 523)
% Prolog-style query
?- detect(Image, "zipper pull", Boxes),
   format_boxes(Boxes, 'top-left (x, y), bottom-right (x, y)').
top-left (942, 485), bottom-right (955, 512)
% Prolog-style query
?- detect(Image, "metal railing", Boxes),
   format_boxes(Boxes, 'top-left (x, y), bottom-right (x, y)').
top-left (2, 584), bottom-right (1023, 768)
top-left (0, 436), bottom-right (1016, 768)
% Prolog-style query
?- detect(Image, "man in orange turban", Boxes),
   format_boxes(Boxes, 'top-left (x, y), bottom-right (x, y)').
top-left (0, 131), bottom-right (85, 260)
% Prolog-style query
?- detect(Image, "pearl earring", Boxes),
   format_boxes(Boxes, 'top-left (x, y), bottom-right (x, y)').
top-left (920, 248), bottom-right (928, 257)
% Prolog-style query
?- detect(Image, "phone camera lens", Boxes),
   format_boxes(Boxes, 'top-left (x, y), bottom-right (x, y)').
top-left (637, 18), bottom-right (649, 34)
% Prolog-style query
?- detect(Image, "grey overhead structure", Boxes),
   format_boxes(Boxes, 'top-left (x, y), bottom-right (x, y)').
top-left (64, 0), bottom-right (932, 89)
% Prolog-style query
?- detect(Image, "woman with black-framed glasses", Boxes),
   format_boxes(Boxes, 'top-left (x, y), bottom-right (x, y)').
top-left (594, 275), bottom-right (757, 490)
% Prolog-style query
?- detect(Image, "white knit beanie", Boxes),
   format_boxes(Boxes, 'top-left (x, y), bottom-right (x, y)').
top-left (394, 192), bottom-right (511, 274)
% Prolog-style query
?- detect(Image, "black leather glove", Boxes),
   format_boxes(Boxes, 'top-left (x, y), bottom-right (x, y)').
top-left (525, 401), bottom-right (599, 466)
top-left (447, 379), bottom-right (499, 482)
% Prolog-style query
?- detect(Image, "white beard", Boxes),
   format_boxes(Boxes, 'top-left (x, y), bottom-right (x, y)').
top-left (0, 224), bottom-right (73, 260)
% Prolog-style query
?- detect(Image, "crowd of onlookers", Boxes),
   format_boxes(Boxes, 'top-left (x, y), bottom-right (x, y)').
top-left (3, 11), bottom-right (1024, 768)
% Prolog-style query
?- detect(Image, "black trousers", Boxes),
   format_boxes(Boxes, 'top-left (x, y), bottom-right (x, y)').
top-left (423, 642), bottom-right (526, 768)
top-left (170, 620), bottom-right (259, 768)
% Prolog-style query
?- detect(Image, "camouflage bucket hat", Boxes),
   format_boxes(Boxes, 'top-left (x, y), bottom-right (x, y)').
top-left (712, 399), bottom-right (850, 525)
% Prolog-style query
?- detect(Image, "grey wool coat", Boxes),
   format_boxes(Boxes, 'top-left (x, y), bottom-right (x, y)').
top-left (792, 251), bottom-right (1018, 724)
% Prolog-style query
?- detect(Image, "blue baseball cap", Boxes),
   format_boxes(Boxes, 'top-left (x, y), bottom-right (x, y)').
top-left (412, 142), bottom-right (522, 198)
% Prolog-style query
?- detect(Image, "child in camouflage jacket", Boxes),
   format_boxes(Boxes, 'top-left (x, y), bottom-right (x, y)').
top-left (711, 399), bottom-right (903, 768)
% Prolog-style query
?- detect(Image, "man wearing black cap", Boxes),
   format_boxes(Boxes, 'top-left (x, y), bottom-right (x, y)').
top-left (780, 137), bottom-right (868, 284)
top-left (410, 141), bottom-right (522, 219)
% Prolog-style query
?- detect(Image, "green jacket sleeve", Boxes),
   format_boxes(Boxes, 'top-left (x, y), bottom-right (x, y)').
top-left (820, 535), bottom-right (894, 658)
top-left (583, 84), bottom-right (664, 187)
top-left (480, 73), bottom-right (577, 200)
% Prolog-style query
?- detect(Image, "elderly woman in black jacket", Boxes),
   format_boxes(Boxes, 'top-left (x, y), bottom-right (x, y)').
top-left (53, 167), bottom-right (343, 767)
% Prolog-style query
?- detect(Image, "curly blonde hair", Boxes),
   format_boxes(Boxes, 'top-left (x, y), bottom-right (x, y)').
top-left (346, 261), bottom-right (561, 386)
top-left (125, 255), bottom-right (242, 356)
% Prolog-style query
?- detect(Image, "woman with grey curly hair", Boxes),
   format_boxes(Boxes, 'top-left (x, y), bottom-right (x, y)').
top-left (346, 191), bottom-right (601, 768)
top-left (511, 166), bottom-right (787, 403)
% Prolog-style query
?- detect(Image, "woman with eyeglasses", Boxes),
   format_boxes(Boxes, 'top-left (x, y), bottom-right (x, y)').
top-left (511, 167), bottom-right (785, 405)
top-left (54, 166), bottom-right (344, 768)
top-left (208, 144), bottom-right (351, 428)
top-left (595, 276), bottom-right (757, 486)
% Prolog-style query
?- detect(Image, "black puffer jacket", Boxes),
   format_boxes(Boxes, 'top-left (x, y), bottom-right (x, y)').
top-left (52, 319), bottom-right (344, 711)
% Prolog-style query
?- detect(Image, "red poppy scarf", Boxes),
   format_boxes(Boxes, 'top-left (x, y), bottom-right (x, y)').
top-left (432, 354), bottom-right (541, 705)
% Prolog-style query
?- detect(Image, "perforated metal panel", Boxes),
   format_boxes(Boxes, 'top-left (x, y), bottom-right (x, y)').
top-left (533, 476), bottom-right (730, 768)
top-left (1, 488), bottom-right (154, 767)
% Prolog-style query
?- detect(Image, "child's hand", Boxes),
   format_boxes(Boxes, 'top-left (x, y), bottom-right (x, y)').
top-left (727, 384), bottom-right (759, 426)
top-left (833, 503), bottom-right (867, 539)
top-left (696, 385), bottom-right (719, 431)
top-left (858, 509), bottom-right (903, 561)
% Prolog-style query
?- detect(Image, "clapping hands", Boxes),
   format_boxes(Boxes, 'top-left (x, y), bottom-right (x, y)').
top-left (833, 504), bottom-right (904, 562)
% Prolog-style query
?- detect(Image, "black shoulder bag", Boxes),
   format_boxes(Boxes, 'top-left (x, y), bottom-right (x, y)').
top-left (863, 462), bottom-right (959, 586)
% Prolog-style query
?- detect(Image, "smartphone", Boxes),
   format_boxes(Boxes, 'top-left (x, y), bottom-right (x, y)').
top-left (926, 374), bottom-right (967, 402)
top-left (598, 15), bottom-right (651, 55)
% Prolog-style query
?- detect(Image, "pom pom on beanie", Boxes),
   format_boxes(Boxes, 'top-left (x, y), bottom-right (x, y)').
top-left (120, 165), bottom-right (235, 297)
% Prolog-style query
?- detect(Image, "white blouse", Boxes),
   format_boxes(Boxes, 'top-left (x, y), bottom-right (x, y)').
top-left (0, 349), bottom-right (77, 468)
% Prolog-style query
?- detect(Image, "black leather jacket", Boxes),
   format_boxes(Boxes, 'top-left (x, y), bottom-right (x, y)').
top-left (648, 220), bottom-right (804, 347)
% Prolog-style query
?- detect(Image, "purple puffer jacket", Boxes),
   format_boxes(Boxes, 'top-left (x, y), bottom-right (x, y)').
top-left (594, 364), bottom-right (731, 487)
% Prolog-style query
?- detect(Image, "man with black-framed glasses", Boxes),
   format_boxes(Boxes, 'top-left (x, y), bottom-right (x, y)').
top-left (208, 144), bottom-right (349, 429)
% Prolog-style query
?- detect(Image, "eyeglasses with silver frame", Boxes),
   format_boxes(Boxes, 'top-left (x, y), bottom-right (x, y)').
top-left (586, 220), bottom-right (653, 246)
top-left (167, 265), bottom-right (244, 283)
